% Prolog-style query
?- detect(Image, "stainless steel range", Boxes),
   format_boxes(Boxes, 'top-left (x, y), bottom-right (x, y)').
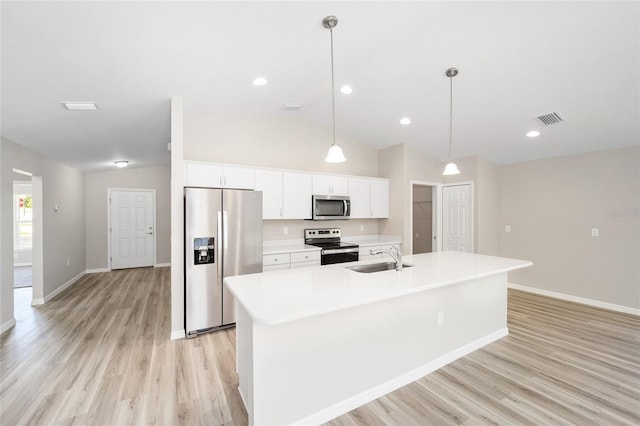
top-left (304, 228), bottom-right (359, 265)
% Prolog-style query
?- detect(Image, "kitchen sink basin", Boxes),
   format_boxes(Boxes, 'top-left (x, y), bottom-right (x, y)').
top-left (346, 262), bottom-right (414, 273)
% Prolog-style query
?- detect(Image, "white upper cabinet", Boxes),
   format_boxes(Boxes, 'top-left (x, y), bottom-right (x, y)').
top-left (370, 179), bottom-right (389, 218)
top-left (184, 161), bottom-right (254, 189)
top-left (312, 175), bottom-right (348, 196)
top-left (255, 169), bottom-right (283, 219)
top-left (282, 172), bottom-right (312, 219)
top-left (348, 177), bottom-right (371, 219)
top-left (223, 165), bottom-right (255, 189)
top-left (348, 177), bottom-right (389, 218)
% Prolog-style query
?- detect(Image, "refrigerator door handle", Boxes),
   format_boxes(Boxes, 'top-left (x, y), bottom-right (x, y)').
top-left (223, 210), bottom-right (229, 251)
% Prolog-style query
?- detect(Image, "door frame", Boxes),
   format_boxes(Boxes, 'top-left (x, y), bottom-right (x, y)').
top-left (409, 181), bottom-right (442, 255)
top-left (441, 181), bottom-right (474, 253)
top-left (107, 188), bottom-right (157, 270)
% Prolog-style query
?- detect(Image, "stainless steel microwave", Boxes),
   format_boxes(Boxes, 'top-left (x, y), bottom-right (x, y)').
top-left (311, 195), bottom-right (351, 220)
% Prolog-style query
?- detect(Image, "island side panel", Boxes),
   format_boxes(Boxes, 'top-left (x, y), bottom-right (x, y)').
top-left (235, 302), bottom-right (254, 424)
top-left (249, 272), bottom-right (509, 425)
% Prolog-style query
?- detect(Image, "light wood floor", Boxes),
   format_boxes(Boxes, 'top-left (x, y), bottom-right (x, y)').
top-left (1, 267), bottom-right (638, 425)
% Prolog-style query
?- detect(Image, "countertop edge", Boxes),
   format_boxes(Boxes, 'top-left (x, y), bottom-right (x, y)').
top-left (227, 260), bottom-right (532, 326)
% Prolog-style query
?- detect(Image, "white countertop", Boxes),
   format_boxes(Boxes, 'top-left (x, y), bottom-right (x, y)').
top-left (225, 251), bottom-right (532, 326)
top-left (263, 242), bottom-right (320, 255)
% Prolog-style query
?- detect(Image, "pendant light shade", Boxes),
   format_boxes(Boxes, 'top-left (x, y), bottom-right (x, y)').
top-left (442, 161), bottom-right (461, 176)
top-left (442, 67), bottom-right (460, 176)
top-left (323, 16), bottom-right (346, 163)
top-left (325, 144), bottom-right (346, 163)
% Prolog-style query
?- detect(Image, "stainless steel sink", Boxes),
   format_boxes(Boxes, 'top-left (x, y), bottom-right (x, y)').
top-left (346, 262), bottom-right (414, 273)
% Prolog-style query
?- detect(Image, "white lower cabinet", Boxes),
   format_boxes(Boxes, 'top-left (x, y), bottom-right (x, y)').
top-left (262, 250), bottom-right (320, 272)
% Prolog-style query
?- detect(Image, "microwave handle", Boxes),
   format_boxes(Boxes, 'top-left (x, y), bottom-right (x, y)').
top-left (344, 199), bottom-right (349, 216)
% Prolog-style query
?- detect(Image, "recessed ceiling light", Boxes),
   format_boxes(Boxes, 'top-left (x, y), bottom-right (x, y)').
top-left (400, 117), bottom-right (411, 125)
top-left (253, 77), bottom-right (267, 86)
top-left (340, 85), bottom-right (353, 95)
top-left (114, 161), bottom-right (129, 168)
top-left (61, 102), bottom-right (98, 111)
top-left (526, 130), bottom-right (541, 138)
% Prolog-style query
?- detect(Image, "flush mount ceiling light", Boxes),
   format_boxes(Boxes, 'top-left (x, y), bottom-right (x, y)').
top-left (323, 15), bottom-right (346, 163)
top-left (526, 130), bottom-right (541, 138)
top-left (114, 160), bottom-right (129, 168)
top-left (340, 85), bottom-right (353, 95)
top-left (442, 67), bottom-right (461, 176)
top-left (252, 77), bottom-right (267, 86)
top-left (61, 101), bottom-right (98, 111)
top-left (400, 117), bottom-right (411, 125)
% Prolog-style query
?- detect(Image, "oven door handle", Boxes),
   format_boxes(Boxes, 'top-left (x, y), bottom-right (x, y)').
top-left (322, 247), bottom-right (359, 255)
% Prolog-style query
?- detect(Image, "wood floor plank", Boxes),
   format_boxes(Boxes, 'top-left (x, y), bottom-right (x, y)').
top-left (2, 269), bottom-right (638, 425)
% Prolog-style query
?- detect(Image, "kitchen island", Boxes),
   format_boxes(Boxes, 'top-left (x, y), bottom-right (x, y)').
top-left (224, 251), bottom-right (532, 425)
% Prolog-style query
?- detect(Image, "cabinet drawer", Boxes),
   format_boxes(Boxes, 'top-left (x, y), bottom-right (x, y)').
top-left (290, 251), bottom-right (320, 264)
top-left (290, 260), bottom-right (320, 269)
top-left (263, 253), bottom-right (291, 266)
top-left (263, 264), bottom-right (290, 272)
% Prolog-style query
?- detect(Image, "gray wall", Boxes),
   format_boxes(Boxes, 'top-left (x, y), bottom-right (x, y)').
top-left (498, 146), bottom-right (640, 309)
top-left (1, 137), bottom-right (86, 328)
top-left (84, 166), bottom-right (171, 270)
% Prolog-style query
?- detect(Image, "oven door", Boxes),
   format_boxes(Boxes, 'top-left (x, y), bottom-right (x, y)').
top-left (321, 248), bottom-right (359, 265)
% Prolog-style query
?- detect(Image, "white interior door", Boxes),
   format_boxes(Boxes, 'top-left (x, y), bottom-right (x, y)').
top-left (110, 189), bottom-right (155, 269)
top-left (442, 184), bottom-right (472, 252)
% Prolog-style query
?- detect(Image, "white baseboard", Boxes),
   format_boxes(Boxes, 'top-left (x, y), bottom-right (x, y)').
top-left (154, 263), bottom-right (171, 268)
top-left (42, 271), bottom-right (86, 303)
top-left (170, 329), bottom-right (185, 340)
top-left (85, 268), bottom-right (110, 274)
top-left (508, 283), bottom-right (640, 316)
top-left (14, 262), bottom-right (32, 267)
top-left (31, 298), bottom-right (45, 306)
top-left (0, 318), bottom-right (16, 335)
top-left (297, 328), bottom-right (509, 425)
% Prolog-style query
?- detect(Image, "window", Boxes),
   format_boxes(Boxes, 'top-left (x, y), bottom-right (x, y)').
top-left (14, 193), bottom-right (32, 250)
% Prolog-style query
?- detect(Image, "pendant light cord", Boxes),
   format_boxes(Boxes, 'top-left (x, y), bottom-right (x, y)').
top-left (449, 74), bottom-right (453, 162)
top-left (330, 27), bottom-right (337, 146)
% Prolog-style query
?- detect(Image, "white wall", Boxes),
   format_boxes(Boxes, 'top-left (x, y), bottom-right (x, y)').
top-left (1, 137), bottom-right (86, 329)
top-left (378, 143), bottom-right (444, 253)
top-left (84, 166), bottom-right (171, 270)
top-left (498, 146), bottom-right (640, 310)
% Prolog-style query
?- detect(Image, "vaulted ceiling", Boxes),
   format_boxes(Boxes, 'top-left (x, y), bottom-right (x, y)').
top-left (2, 1), bottom-right (638, 172)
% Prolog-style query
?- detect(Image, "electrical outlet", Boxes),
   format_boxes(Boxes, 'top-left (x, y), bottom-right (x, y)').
top-left (591, 228), bottom-right (599, 237)
top-left (66, 259), bottom-right (70, 266)
top-left (415, 233), bottom-right (419, 238)
top-left (505, 225), bottom-right (511, 233)
top-left (360, 224), bottom-right (364, 231)
top-left (283, 226), bottom-right (288, 235)
top-left (437, 312), bottom-right (444, 326)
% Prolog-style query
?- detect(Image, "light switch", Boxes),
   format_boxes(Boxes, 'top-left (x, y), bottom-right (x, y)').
top-left (283, 226), bottom-right (289, 235)
top-left (505, 225), bottom-right (511, 233)
top-left (591, 228), bottom-right (599, 237)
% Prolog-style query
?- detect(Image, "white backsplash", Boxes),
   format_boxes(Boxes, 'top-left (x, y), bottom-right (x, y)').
top-left (263, 219), bottom-right (380, 241)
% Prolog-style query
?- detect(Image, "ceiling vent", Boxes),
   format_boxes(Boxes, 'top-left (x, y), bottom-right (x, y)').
top-left (536, 112), bottom-right (564, 126)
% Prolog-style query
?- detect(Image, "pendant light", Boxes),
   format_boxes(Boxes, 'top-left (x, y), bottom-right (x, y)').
top-left (323, 16), bottom-right (346, 163)
top-left (442, 67), bottom-right (460, 176)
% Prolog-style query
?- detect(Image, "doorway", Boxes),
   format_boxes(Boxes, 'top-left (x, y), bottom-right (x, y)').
top-left (409, 181), bottom-right (441, 255)
top-left (13, 181), bottom-right (33, 289)
top-left (108, 189), bottom-right (156, 270)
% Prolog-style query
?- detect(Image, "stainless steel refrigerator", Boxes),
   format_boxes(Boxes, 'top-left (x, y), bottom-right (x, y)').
top-left (184, 187), bottom-right (262, 337)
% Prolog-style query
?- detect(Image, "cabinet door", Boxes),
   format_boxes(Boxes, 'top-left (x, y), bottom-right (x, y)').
top-left (331, 177), bottom-right (349, 196)
top-left (312, 175), bottom-right (332, 196)
top-left (223, 166), bottom-right (255, 189)
top-left (348, 177), bottom-right (371, 218)
top-left (255, 169), bottom-right (283, 219)
top-left (185, 162), bottom-right (223, 187)
top-left (312, 175), bottom-right (348, 196)
top-left (370, 179), bottom-right (389, 218)
top-left (283, 172), bottom-right (312, 219)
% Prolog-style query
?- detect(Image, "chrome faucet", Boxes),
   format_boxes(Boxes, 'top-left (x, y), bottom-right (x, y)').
top-left (370, 246), bottom-right (403, 271)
